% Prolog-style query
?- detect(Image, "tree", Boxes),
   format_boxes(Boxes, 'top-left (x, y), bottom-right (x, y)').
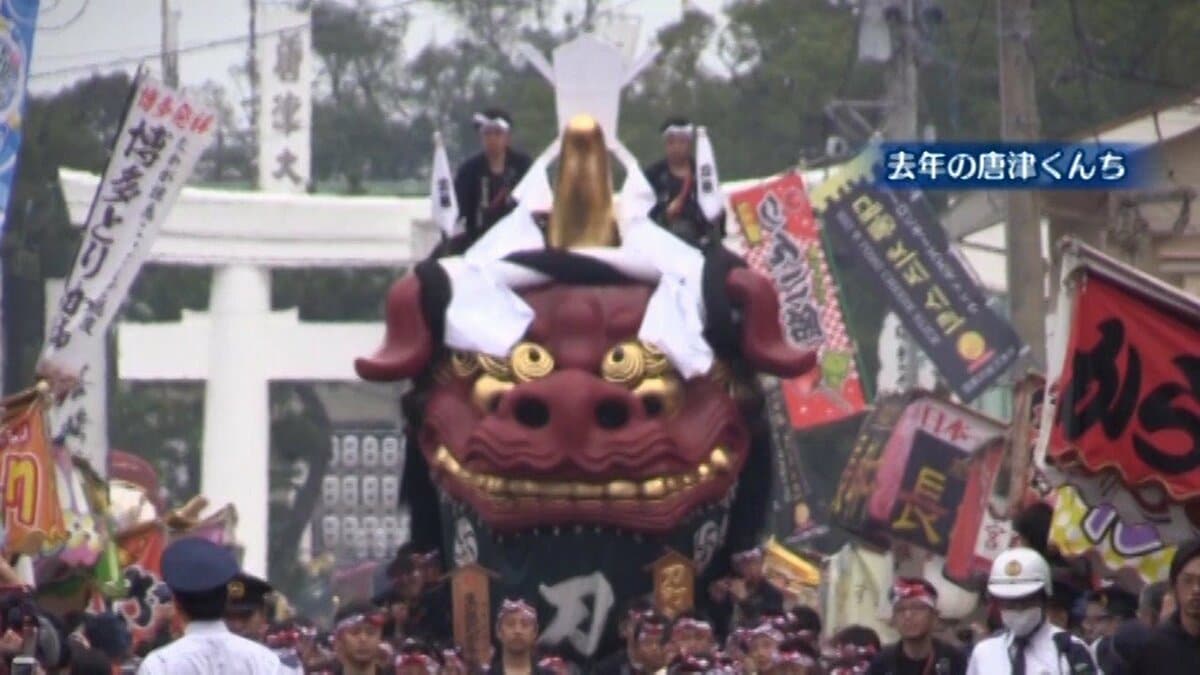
top-left (311, 0), bottom-right (410, 191)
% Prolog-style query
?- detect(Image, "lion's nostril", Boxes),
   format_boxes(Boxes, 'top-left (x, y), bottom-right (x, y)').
top-left (595, 399), bottom-right (630, 430)
top-left (514, 397), bottom-right (550, 429)
top-left (642, 395), bottom-right (664, 418)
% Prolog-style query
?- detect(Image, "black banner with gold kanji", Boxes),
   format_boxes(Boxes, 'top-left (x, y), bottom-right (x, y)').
top-left (819, 181), bottom-right (1022, 402)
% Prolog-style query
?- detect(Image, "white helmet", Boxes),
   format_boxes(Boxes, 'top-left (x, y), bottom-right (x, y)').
top-left (987, 547), bottom-right (1052, 599)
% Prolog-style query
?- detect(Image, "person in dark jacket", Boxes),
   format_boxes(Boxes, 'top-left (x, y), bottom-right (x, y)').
top-left (591, 599), bottom-right (655, 675)
top-left (453, 108), bottom-right (533, 246)
top-left (709, 547), bottom-right (785, 628)
top-left (641, 117), bottom-right (724, 249)
top-left (866, 578), bottom-right (966, 675)
top-left (1106, 537), bottom-right (1200, 675)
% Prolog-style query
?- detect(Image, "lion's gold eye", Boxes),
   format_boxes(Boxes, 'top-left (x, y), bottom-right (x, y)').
top-left (601, 341), bottom-right (646, 385)
top-left (510, 342), bottom-right (555, 382)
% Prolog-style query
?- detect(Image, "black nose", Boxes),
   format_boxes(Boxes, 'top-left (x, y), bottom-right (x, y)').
top-left (513, 396), bottom-right (551, 429)
top-left (594, 398), bottom-right (631, 430)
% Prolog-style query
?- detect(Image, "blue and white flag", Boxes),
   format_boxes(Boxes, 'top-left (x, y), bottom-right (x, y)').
top-left (0, 0), bottom-right (40, 235)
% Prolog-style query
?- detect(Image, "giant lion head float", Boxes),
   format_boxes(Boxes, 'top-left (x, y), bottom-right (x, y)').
top-left (357, 116), bottom-right (815, 658)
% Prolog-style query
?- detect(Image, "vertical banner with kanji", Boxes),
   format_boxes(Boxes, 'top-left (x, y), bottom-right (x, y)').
top-left (730, 173), bottom-right (866, 428)
top-left (0, 388), bottom-right (66, 555)
top-left (257, 3), bottom-right (312, 193)
top-left (812, 150), bottom-right (1023, 402)
top-left (38, 74), bottom-right (216, 472)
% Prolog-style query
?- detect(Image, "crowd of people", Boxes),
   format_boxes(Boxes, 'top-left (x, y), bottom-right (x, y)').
top-left (0, 528), bottom-right (1194, 674)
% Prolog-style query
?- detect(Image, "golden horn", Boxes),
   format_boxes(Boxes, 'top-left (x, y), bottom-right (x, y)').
top-left (548, 115), bottom-right (618, 248)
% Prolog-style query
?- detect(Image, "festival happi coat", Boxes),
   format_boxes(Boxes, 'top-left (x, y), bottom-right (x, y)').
top-left (357, 116), bottom-right (816, 658)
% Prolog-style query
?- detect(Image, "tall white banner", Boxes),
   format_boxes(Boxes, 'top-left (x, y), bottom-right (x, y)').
top-left (257, 4), bottom-right (312, 193)
top-left (43, 280), bottom-right (108, 473)
top-left (40, 74), bottom-right (217, 467)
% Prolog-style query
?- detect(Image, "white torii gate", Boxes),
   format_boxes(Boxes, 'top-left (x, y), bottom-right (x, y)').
top-left (58, 167), bottom-right (437, 575)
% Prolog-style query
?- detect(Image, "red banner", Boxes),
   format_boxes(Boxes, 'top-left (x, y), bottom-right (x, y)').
top-left (0, 391), bottom-right (66, 555)
top-left (730, 173), bottom-right (866, 427)
top-left (1049, 274), bottom-right (1200, 500)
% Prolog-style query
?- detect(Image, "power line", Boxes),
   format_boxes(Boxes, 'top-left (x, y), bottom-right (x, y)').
top-left (29, 0), bottom-right (423, 81)
top-left (30, 23), bottom-right (305, 80)
top-left (38, 0), bottom-right (89, 31)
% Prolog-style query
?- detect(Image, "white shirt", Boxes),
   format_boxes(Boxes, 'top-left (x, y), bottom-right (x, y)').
top-left (137, 620), bottom-right (290, 675)
top-left (967, 621), bottom-right (1096, 675)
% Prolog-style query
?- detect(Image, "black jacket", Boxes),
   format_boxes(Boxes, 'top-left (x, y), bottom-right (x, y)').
top-left (1106, 614), bottom-right (1200, 675)
top-left (454, 150), bottom-right (533, 241)
top-left (642, 159), bottom-right (724, 249)
top-left (865, 639), bottom-right (967, 675)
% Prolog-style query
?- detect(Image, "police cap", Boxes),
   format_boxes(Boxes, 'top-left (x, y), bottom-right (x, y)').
top-left (161, 537), bottom-right (239, 594)
top-left (226, 572), bottom-right (274, 613)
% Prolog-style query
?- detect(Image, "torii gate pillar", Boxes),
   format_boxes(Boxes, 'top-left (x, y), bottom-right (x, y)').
top-left (202, 265), bottom-right (271, 567)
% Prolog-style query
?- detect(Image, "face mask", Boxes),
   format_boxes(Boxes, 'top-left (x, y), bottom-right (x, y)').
top-left (1000, 607), bottom-right (1044, 637)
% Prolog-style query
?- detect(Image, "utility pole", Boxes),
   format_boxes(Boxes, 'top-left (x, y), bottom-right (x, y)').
top-left (161, 0), bottom-right (180, 87)
top-left (882, 0), bottom-right (921, 391)
top-left (248, 0), bottom-right (259, 186)
top-left (998, 0), bottom-right (1046, 366)
top-left (882, 0), bottom-right (918, 142)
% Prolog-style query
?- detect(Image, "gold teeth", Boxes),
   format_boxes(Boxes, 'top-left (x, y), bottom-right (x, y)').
top-left (432, 446), bottom-right (733, 501)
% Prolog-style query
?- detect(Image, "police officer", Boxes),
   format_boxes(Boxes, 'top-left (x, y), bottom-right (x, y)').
top-left (966, 548), bottom-right (1098, 675)
top-left (453, 108), bottom-right (533, 246)
top-left (225, 572), bottom-right (275, 642)
top-left (137, 538), bottom-right (288, 674)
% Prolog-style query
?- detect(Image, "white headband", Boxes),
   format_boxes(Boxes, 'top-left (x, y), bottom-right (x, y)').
top-left (474, 113), bottom-right (511, 131)
top-left (661, 124), bottom-right (694, 137)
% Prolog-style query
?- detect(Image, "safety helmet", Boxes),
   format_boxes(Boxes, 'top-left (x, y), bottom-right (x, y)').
top-left (987, 547), bottom-right (1052, 599)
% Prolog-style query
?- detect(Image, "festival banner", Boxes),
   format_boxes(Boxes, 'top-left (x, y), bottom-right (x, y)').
top-left (867, 395), bottom-right (1005, 556)
top-left (731, 173), bottom-right (866, 427)
top-left (0, 0), bottom-right (39, 235)
top-left (0, 387), bottom-right (67, 555)
top-left (943, 438), bottom-right (1017, 585)
top-left (811, 151), bottom-right (1023, 402)
top-left (883, 429), bottom-right (970, 556)
top-left (1046, 265), bottom-right (1200, 504)
top-left (42, 279), bottom-right (109, 476)
top-left (40, 73), bottom-right (218, 377)
top-left (829, 394), bottom-right (913, 546)
top-left (1050, 485), bottom-right (1176, 586)
top-left (257, 3), bottom-right (312, 193)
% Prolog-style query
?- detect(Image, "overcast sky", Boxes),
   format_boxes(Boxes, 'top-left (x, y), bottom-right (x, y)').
top-left (28, 0), bottom-right (725, 99)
